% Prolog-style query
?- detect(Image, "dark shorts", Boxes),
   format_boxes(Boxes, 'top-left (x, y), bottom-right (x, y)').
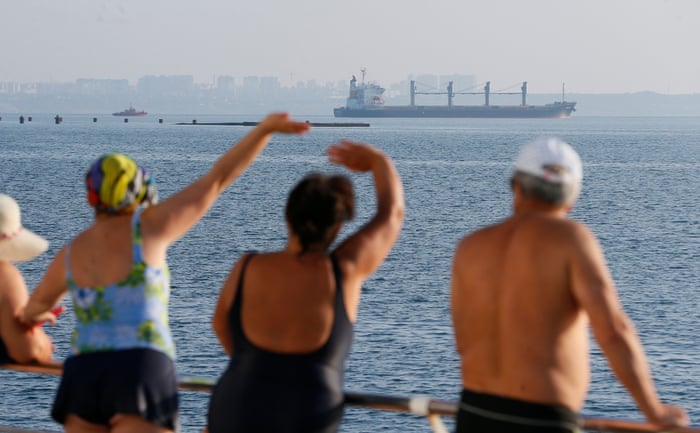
top-left (0, 337), bottom-right (16, 364)
top-left (456, 388), bottom-right (581, 433)
top-left (51, 348), bottom-right (179, 431)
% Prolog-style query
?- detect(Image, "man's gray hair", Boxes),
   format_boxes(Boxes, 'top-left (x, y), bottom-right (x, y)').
top-left (511, 171), bottom-right (581, 206)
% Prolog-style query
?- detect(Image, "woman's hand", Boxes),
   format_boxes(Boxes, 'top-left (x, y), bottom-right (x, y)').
top-left (259, 113), bottom-right (312, 135)
top-left (647, 403), bottom-right (689, 428)
top-left (327, 140), bottom-right (385, 172)
top-left (17, 305), bottom-right (63, 331)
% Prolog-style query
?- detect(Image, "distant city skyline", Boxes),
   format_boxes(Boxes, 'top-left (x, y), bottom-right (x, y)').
top-left (2, 0), bottom-right (700, 95)
top-left (1, 72), bottom-right (481, 92)
top-left (4, 72), bottom-right (700, 118)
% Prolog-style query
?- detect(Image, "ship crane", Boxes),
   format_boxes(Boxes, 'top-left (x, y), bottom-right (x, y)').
top-left (410, 81), bottom-right (529, 106)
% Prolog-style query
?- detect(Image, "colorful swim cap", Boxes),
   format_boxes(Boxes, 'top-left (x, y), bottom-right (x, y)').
top-left (85, 153), bottom-right (158, 214)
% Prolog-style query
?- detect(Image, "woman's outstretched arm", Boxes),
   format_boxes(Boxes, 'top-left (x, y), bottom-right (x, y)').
top-left (145, 113), bottom-right (310, 246)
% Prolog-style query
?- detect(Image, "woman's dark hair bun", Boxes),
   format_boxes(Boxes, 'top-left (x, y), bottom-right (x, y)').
top-left (286, 173), bottom-right (354, 252)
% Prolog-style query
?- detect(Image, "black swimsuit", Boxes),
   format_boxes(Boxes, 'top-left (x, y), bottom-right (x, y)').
top-left (456, 388), bottom-right (581, 433)
top-left (207, 253), bottom-right (354, 433)
top-left (0, 336), bottom-right (16, 364)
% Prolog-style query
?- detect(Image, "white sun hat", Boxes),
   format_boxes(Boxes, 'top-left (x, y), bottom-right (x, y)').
top-left (514, 137), bottom-right (583, 185)
top-left (0, 194), bottom-right (49, 262)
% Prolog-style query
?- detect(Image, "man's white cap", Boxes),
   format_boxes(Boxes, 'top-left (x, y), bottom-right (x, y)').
top-left (514, 137), bottom-right (582, 185)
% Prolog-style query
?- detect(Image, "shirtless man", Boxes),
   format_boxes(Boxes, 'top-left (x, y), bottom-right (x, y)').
top-left (450, 138), bottom-right (688, 432)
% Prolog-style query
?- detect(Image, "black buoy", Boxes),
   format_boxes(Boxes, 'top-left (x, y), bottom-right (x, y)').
top-left (158, 118), bottom-right (163, 124)
top-left (27, 116), bottom-right (32, 122)
top-left (54, 115), bottom-right (62, 124)
top-left (93, 117), bottom-right (98, 123)
top-left (19, 115), bottom-right (25, 124)
top-left (192, 119), bottom-right (197, 124)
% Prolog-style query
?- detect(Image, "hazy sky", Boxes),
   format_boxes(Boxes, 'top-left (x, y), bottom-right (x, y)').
top-left (2, 0), bottom-right (699, 94)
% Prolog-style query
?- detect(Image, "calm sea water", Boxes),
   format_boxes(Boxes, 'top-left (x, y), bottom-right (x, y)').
top-left (0, 113), bottom-right (699, 432)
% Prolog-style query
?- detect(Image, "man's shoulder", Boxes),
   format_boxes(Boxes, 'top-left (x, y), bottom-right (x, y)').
top-left (521, 217), bottom-right (603, 262)
top-left (549, 217), bottom-right (594, 237)
top-left (525, 213), bottom-right (589, 234)
top-left (454, 221), bottom-right (507, 257)
top-left (457, 221), bottom-right (501, 243)
top-left (458, 216), bottom-right (593, 249)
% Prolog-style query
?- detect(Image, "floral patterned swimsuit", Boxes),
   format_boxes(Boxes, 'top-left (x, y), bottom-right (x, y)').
top-left (52, 209), bottom-right (179, 429)
top-left (66, 209), bottom-right (175, 359)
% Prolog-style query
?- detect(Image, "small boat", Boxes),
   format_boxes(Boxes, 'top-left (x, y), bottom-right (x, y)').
top-left (112, 105), bottom-right (147, 117)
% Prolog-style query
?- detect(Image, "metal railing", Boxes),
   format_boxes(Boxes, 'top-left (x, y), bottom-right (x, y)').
top-left (2, 363), bottom-right (698, 433)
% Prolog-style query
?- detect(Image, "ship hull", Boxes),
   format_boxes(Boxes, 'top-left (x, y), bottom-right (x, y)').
top-left (112, 112), bottom-right (147, 117)
top-left (334, 103), bottom-right (576, 119)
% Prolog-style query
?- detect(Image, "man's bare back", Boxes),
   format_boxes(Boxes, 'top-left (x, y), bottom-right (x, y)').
top-left (450, 137), bottom-right (687, 432)
top-left (453, 209), bottom-right (604, 411)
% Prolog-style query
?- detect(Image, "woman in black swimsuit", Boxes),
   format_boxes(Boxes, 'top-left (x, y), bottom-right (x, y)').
top-left (207, 140), bottom-right (404, 433)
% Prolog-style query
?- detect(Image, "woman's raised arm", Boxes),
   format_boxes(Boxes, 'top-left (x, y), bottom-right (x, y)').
top-left (145, 113), bottom-right (310, 245)
top-left (330, 140), bottom-right (405, 282)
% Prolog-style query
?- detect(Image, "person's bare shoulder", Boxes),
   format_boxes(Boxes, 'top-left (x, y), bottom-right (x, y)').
top-left (528, 214), bottom-right (592, 245)
top-left (462, 219), bottom-right (506, 242)
top-left (455, 225), bottom-right (483, 250)
top-left (531, 217), bottom-right (607, 290)
top-left (563, 219), bottom-right (608, 267)
top-left (454, 221), bottom-right (504, 262)
top-left (548, 217), bottom-right (599, 248)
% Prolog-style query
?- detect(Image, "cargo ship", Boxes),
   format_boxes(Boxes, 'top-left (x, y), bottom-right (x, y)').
top-left (333, 71), bottom-right (576, 119)
top-left (112, 105), bottom-right (147, 117)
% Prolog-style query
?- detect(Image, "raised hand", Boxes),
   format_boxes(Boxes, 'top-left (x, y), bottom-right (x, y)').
top-left (259, 113), bottom-right (311, 135)
top-left (327, 140), bottom-right (385, 172)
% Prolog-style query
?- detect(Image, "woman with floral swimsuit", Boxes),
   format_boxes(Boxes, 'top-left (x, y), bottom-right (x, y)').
top-left (20, 113), bottom-right (310, 433)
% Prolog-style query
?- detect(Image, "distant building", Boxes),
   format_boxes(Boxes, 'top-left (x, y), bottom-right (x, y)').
top-left (75, 78), bottom-right (129, 95)
top-left (138, 75), bottom-right (194, 96)
top-left (36, 82), bottom-right (72, 95)
top-left (260, 76), bottom-right (280, 88)
top-left (217, 76), bottom-right (236, 94)
top-left (0, 82), bottom-right (22, 94)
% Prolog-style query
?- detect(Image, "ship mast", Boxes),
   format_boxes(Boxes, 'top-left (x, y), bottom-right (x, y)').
top-left (562, 82), bottom-right (566, 102)
top-left (361, 67), bottom-right (366, 85)
top-left (410, 80), bottom-right (416, 106)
